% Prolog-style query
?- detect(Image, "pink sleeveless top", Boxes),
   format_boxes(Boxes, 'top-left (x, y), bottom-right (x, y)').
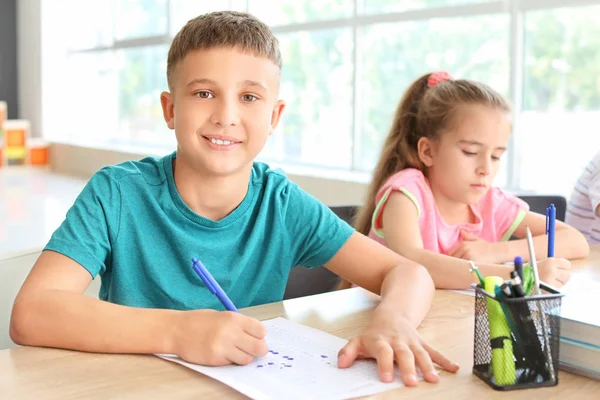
top-left (369, 169), bottom-right (529, 254)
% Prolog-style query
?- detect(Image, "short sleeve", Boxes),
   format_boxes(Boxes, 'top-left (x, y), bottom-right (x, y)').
top-left (490, 188), bottom-right (530, 241)
top-left (371, 169), bottom-right (426, 239)
top-left (281, 183), bottom-right (355, 269)
top-left (44, 168), bottom-right (122, 278)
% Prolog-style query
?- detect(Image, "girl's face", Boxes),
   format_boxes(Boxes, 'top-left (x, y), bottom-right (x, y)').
top-left (418, 104), bottom-right (512, 205)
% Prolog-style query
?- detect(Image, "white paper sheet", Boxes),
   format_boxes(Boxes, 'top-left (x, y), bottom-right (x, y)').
top-left (560, 275), bottom-right (600, 326)
top-left (157, 317), bottom-right (414, 400)
top-left (449, 288), bottom-right (475, 296)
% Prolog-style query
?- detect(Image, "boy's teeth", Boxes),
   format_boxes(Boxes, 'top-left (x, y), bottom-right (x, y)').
top-left (210, 138), bottom-right (232, 145)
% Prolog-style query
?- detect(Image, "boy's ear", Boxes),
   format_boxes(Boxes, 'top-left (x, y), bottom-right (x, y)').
top-left (268, 99), bottom-right (286, 134)
top-left (160, 91), bottom-right (175, 130)
top-left (417, 137), bottom-right (436, 167)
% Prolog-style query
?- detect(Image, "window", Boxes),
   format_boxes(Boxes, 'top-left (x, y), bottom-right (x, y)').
top-left (248, 0), bottom-right (353, 26)
top-left (115, 0), bottom-right (168, 40)
top-left (357, 14), bottom-right (509, 172)
top-left (261, 28), bottom-right (354, 168)
top-left (41, 0), bottom-right (600, 196)
top-left (361, 0), bottom-right (495, 14)
top-left (520, 4), bottom-right (600, 196)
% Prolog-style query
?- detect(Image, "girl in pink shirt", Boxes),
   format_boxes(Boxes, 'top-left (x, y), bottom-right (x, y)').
top-left (343, 72), bottom-right (588, 290)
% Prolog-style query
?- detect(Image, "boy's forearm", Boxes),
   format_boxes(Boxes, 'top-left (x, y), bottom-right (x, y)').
top-left (377, 263), bottom-right (435, 327)
top-left (11, 290), bottom-right (182, 354)
top-left (404, 248), bottom-right (512, 289)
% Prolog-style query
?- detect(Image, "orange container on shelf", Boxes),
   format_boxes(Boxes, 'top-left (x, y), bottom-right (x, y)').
top-left (3, 119), bottom-right (29, 148)
top-left (28, 139), bottom-right (50, 166)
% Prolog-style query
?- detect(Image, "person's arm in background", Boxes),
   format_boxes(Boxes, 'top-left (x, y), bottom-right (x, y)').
top-left (381, 192), bottom-right (571, 289)
top-left (589, 169), bottom-right (600, 217)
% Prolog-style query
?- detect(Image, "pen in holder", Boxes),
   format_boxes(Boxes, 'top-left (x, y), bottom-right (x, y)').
top-left (472, 283), bottom-right (564, 390)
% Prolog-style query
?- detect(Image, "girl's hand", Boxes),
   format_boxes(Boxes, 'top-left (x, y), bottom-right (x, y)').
top-left (537, 258), bottom-right (571, 288)
top-left (337, 306), bottom-right (459, 385)
top-left (448, 230), bottom-right (509, 263)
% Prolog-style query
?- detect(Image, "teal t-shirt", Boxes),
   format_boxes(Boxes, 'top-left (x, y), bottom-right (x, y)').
top-left (45, 152), bottom-right (354, 310)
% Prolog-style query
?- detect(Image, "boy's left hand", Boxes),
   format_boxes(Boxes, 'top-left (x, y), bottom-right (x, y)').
top-left (448, 230), bottom-right (508, 263)
top-left (337, 306), bottom-right (459, 385)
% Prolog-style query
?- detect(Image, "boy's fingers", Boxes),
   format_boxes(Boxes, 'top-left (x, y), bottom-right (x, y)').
top-left (227, 347), bottom-right (256, 366)
top-left (241, 316), bottom-right (267, 339)
top-left (410, 344), bottom-right (438, 383)
top-left (372, 341), bottom-right (395, 383)
top-left (236, 334), bottom-right (269, 358)
top-left (423, 342), bottom-right (460, 373)
top-left (337, 338), bottom-right (360, 369)
top-left (393, 344), bottom-right (418, 386)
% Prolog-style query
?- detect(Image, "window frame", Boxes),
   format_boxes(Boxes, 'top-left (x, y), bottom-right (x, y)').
top-left (44, 0), bottom-right (600, 191)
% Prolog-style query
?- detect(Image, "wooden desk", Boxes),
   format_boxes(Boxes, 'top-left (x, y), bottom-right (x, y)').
top-left (2, 251), bottom-right (600, 399)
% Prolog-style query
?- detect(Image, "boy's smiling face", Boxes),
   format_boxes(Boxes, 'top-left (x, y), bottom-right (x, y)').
top-left (161, 47), bottom-right (285, 177)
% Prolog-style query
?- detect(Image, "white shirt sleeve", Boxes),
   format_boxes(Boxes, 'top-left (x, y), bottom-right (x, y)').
top-left (588, 172), bottom-right (600, 216)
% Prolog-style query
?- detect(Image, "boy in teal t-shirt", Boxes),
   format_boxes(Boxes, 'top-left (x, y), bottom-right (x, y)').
top-left (44, 154), bottom-right (354, 310)
top-left (11, 11), bottom-right (458, 385)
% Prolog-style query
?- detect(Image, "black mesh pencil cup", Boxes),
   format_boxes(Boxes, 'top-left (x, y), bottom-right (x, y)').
top-left (472, 283), bottom-right (564, 390)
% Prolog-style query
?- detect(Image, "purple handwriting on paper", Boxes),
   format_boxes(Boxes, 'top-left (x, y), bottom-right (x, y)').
top-left (320, 355), bottom-right (328, 358)
top-left (268, 362), bottom-right (274, 365)
top-left (287, 358), bottom-right (294, 360)
top-left (256, 365), bottom-right (264, 368)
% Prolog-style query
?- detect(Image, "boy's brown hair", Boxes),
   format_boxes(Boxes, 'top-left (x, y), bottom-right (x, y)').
top-left (166, 11), bottom-right (282, 90)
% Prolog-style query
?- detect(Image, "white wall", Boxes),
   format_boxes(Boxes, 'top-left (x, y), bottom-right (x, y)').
top-left (16, 0), bottom-right (42, 137)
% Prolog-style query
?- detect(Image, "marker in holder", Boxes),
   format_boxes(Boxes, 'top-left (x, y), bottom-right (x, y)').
top-left (472, 282), bottom-right (564, 390)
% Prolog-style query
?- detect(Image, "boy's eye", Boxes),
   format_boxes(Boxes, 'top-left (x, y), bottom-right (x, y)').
top-left (241, 94), bottom-right (257, 102)
top-left (491, 155), bottom-right (501, 161)
top-left (195, 91), bottom-right (213, 99)
top-left (462, 150), bottom-right (476, 156)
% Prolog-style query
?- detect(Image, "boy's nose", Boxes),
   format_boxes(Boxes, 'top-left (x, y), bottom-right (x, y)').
top-left (211, 98), bottom-right (240, 126)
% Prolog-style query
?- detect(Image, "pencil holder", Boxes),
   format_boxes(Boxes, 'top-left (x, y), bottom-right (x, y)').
top-left (472, 283), bottom-right (564, 390)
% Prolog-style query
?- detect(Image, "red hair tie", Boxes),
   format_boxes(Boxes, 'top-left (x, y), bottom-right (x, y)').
top-left (427, 71), bottom-right (453, 88)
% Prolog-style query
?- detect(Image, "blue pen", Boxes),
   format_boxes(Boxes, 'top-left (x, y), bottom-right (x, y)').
top-left (192, 257), bottom-right (239, 312)
top-left (514, 256), bottom-right (524, 282)
top-left (546, 204), bottom-right (556, 258)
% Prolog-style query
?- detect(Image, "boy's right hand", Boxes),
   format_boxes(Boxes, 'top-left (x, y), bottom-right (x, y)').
top-left (171, 309), bottom-right (268, 366)
top-left (537, 257), bottom-right (571, 288)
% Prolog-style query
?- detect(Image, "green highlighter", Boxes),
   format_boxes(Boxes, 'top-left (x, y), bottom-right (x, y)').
top-left (483, 276), bottom-right (516, 386)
